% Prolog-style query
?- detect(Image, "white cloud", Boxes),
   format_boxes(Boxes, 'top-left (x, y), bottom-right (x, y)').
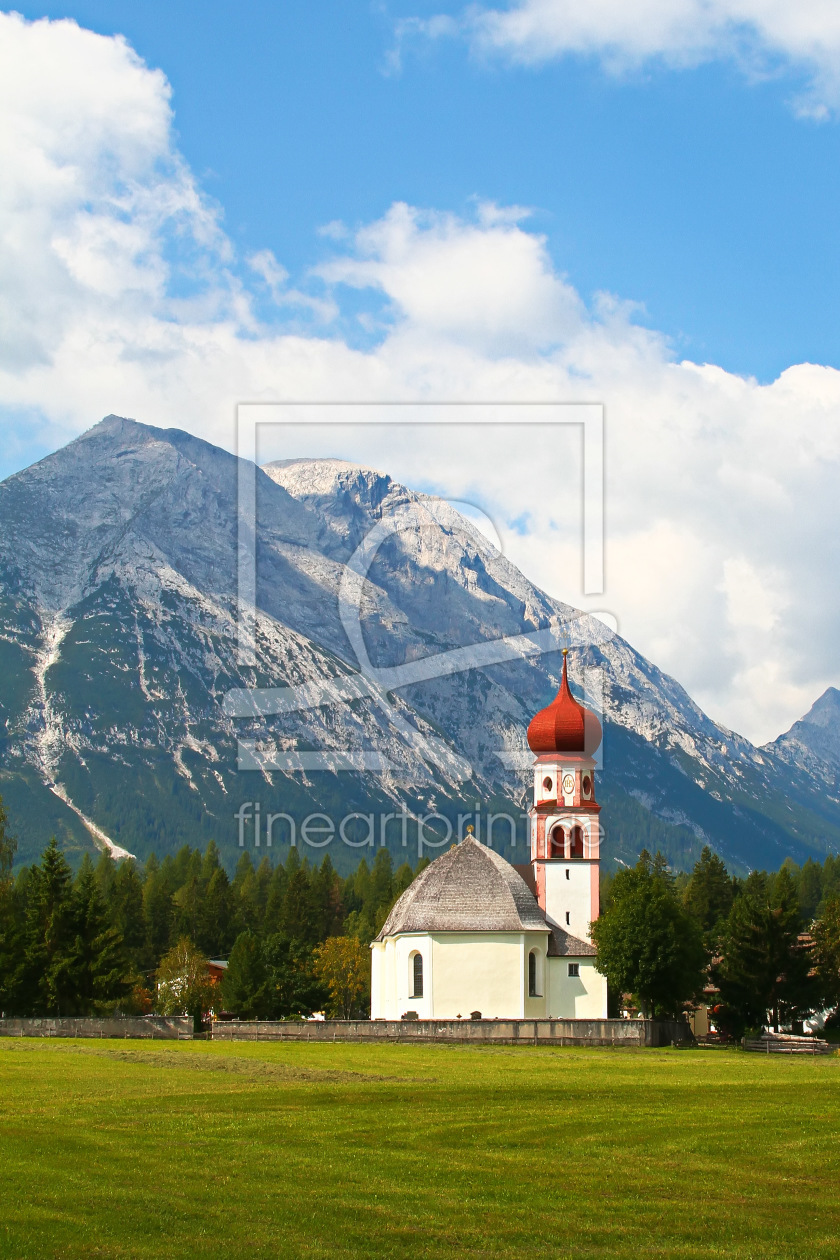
top-left (2, 12), bottom-right (840, 745)
top-left (413, 0), bottom-right (840, 118)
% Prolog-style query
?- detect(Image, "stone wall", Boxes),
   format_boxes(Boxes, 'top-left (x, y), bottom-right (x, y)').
top-left (0, 1015), bottom-right (692, 1045)
top-left (0, 1016), bottom-right (194, 1039)
top-left (212, 1017), bottom-right (692, 1046)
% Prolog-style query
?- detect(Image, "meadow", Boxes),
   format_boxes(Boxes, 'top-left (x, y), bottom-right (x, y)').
top-left (0, 1038), bottom-right (838, 1259)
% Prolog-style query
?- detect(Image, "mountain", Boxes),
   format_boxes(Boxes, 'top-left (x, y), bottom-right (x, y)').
top-left (2, 415), bottom-right (839, 875)
top-left (765, 688), bottom-right (840, 777)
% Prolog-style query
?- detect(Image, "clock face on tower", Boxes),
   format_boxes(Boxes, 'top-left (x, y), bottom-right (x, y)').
top-left (562, 773), bottom-right (575, 796)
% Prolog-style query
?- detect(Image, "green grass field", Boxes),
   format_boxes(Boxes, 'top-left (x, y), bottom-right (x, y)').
top-left (1, 1038), bottom-right (838, 1259)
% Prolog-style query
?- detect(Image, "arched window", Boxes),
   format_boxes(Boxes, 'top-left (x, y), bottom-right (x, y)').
top-left (570, 825), bottom-right (584, 859)
top-left (528, 950), bottom-right (542, 997)
top-left (410, 951), bottom-right (423, 999)
top-left (549, 825), bottom-right (565, 857)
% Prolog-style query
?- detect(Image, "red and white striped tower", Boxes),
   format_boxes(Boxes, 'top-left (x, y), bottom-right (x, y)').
top-left (527, 649), bottom-right (602, 942)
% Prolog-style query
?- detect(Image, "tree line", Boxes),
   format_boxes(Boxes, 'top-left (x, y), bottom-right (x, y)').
top-left (3, 786), bottom-right (840, 1033)
top-left (0, 798), bottom-right (425, 1021)
top-left (593, 846), bottom-right (840, 1034)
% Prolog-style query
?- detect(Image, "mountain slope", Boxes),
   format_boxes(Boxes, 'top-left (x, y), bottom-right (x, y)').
top-left (1, 416), bottom-right (838, 874)
top-left (766, 688), bottom-right (840, 777)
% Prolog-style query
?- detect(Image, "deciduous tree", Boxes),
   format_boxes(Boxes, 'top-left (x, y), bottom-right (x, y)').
top-left (591, 850), bottom-right (705, 1018)
top-left (155, 937), bottom-right (214, 1023)
top-left (312, 935), bottom-right (368, 1019)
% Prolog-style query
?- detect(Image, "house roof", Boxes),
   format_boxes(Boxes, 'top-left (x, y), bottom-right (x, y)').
top-left (546, 923), bottom-right (597, 957)
top-left (377, 836), bottom-right (550, 938)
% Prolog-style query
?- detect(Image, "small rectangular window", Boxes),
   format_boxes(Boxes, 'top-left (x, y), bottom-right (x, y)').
top-left (565, 911), bottom-right (570, 925)
top-left (565, 869), bottom-right (570, 880)
top-left (568, 963), bottom-right (580, 978)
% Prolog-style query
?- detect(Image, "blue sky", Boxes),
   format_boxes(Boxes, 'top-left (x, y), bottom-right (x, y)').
top-left (4, 2), bottom-right (840, 743)
top-left (11, 0), bottom-right (840, 382)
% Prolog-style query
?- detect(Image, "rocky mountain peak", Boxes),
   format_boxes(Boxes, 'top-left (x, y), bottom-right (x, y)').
top-left (767, 687), bottom-right (840, 774)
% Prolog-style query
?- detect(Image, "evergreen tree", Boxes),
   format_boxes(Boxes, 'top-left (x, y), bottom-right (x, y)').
top-left (93, 849), bottom-right (116, 902)
top-left (590, 850), bottom-right (706, 1018)
top-left (255, 856), bottom-right (273, 916)
top-left (683, 846), bottom-right (735, 952)
top-left (796, 859), bottom-right (824, 922)
top-left (173, 873), bottom-right (202, 943)
top-left (0, 796), bottom-right (15, 881)
top-left (717, 867), bottom-right (813, 1034)
top-left (281, 862), bottom-right (317, 947)
top-left (311, 855), bottom-right (344, 941)
top-left (23, 838), bottom-right (77, 1015)
top-left (110, 860), bottom-right (146, 969)
top-left (392, 862), bottom-right (415, 900)
top-left (70, 863), bottom-right (131, 1014)
top-left (0, 796), bottom-right (22, 1014)
top-left (231, 852), bottom-right (260, 935)
top-left (197, 867), bottom-right (233, 957)
top-left (812, 895), bottom-right (840, 1011)
top-left (200, 841), bottom-right (222, 884)
top-left (221, 930), bottom-right (271, 1017)
top-left (263, 934), bottom-right (325, 1018)
top-left (142, 857), bottom-right (174, 966)
top-left (263, 864), bottom-right (288, 936)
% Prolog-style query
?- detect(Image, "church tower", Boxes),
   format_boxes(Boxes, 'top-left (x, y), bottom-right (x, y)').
top-left (526, 649), bottom-right (602, 944)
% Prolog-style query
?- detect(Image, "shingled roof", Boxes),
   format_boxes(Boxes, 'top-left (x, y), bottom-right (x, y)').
top-left (546, 924), bottom-right (597, 957)
top-left (376, 836), bottom-right (550, 937)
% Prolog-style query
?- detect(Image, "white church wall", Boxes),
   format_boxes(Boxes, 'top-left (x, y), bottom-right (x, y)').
top-left (546, 956), bottom-right (608, 1019)
top-left (430, 933), bottom-right (529, 1019)
top-left (371, 933), bottom-right (435, 1020)
top-left (370, 941), bottom-right (385, 1019)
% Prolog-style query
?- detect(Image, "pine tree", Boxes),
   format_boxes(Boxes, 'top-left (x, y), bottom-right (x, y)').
top-left (311, 854), bottom-right (344, 941)
top-left (197, 867), bottom-right (233, 956)
top-left (110, 860), bottom-right (146, 969)
top-left (683, 846), bottom-right (735, 952)
top-left (142, 857), bottom-right (174, 966)
top-left (200, 841), bottom-right (222, 885)
top-left (813, 895), bottom-right (840, 1010)
top-left (0, 796), bottom-right (22, 1014)
top-left (796, 859), bottom-right (824, 921)
top-left (255, 856), bottom-right (273, 917)
top-left (70, 863), bottom-right (131, 1015)
top-left (717, 867), bottom-right (813, 1034)
top-left (173, 873), bottom-right (202, 943)
top-left (281, 863), bottom-right (317, 947)
top-left (221, 930), bottom-right (270, 1017)
top-left (23, 838), bottom-right (76, 1015)
top-left (263, 864), bottom-right (289, 936)
top-left (263, 934), bottom-right (325, 1018)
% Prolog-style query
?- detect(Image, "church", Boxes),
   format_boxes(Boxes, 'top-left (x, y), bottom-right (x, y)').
top-left (370, 651), bottom-right (609, 1020)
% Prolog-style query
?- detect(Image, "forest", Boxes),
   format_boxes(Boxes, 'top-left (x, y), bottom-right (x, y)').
top-left (2, 790), bottom-right (840, 1032)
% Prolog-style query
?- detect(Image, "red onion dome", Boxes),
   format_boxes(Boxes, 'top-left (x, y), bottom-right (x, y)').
top-left (527, 650), bottom-right (602, 755)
